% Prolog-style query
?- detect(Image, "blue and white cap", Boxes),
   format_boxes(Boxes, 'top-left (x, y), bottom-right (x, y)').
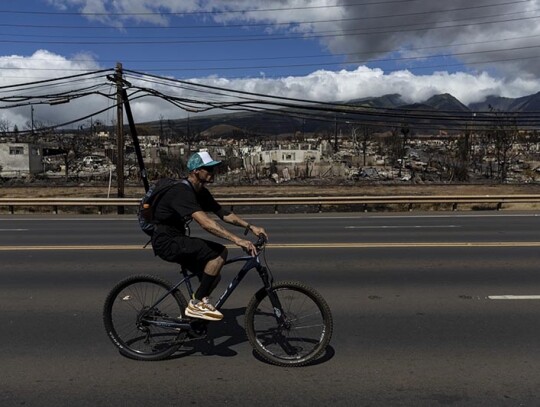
top-left (187, 151), bottom-right (221, 171)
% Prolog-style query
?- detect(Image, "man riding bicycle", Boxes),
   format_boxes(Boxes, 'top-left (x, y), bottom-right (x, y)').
top-left (150, 151), bottom-right (268, 321)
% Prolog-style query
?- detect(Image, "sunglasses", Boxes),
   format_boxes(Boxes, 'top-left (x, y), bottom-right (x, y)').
top-left (200, 166), bottom-right (216, 173)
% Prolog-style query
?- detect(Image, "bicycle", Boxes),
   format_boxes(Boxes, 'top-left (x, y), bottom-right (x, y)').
top-left (103, 235), bottom-right (333, 367)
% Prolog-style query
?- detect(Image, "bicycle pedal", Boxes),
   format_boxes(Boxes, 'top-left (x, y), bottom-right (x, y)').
top-left (184, 332), bottom-right (207, 342)
top-left (190, 320), bottom-right (209, 332)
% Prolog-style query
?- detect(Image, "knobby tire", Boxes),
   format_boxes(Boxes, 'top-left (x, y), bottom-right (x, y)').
top-left (245, 281), bottom-right (333, 367)
top-left (103, 274), bottom-right (188, 361)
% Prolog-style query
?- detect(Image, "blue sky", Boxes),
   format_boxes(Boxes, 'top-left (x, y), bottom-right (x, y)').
top-left (2, 0), bottom-right (540, 128)
top-left (2, 0), bottom-right (351, 79)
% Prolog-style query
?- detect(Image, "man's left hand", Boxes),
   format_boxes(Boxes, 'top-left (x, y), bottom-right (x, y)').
top-left (250, 225), bottom-right (268, 240)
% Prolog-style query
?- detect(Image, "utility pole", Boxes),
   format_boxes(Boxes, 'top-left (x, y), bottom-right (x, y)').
top-left (334, 115), bottom-right (338, 153)
top-left (115, 62), bottom-right (125, 214)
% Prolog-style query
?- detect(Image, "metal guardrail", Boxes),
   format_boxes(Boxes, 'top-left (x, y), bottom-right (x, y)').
top-left (1, 195), bottom-right (540, 214)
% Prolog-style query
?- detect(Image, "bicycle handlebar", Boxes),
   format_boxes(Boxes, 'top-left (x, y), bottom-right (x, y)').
top-left (254, 234), bottom-right (267, 251)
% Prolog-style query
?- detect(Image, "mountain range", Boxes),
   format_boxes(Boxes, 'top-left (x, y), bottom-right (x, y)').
top-left (349, 92), bottom-right (540, 113)
top-left (143, 92), bottom-right (540, 136)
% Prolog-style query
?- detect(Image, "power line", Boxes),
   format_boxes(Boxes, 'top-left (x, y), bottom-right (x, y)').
top-left (1, 69), bottom-right (537, 134)
top-left (94, 44), bottom-right (540, 73)
top-left (2, 11), bottom-right (539, 45)
top-left (0, 0), bottom-right (529, 30)
top-left (0, 69), bottom-right (111, 90)
top-left (123, 69), bottom-right (540, 119)
top-left (125, 85), bottom-right (540, 132)
top-left (3, 33), bottom-right (540, 65)
top-left (3, 48), bottom-right (540, 79)
top-left (6, 48), bottom-right (539, 79)
top-left (2, 103), bottom-right (117, 135)
top-left (0, 0), bottom-right (466, 17)
top-left (131, 53), bottom-right (540, 79)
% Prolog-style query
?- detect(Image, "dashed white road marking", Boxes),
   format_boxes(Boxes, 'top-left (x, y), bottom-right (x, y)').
top-left (488, 295), bottom-right (540, 300)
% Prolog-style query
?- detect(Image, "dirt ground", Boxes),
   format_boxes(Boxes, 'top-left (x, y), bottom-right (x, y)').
top-left (2, 182), bottom-right (540, 198)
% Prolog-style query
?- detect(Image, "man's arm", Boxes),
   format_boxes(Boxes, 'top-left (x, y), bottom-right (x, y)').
top-left (192, 210), bottom-right (257, 255)
top-left (222, 212), bottom-right (268, 239)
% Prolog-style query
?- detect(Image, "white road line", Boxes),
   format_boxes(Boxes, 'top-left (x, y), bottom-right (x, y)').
top-left (488, 295), bottom-right (540, 300)
top-left (1, 213), bottom-right (539, 221)
top-left (345, 225), bottom-right (460, 229)
top-left (1, 241), bottom-right (540, 251)
top-left (0, 229), bottom-right (28, 231)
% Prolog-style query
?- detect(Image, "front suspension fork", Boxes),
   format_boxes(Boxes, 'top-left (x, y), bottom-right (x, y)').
top-left (258, 266), bottom-right (288, 326)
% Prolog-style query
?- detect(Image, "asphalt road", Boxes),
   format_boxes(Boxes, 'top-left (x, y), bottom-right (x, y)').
top-left (1, 212), bottom-right (540, 406)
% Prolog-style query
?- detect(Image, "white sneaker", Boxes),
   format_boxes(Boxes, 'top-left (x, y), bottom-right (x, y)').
top-left (185, 297), bottom-right (223, 321)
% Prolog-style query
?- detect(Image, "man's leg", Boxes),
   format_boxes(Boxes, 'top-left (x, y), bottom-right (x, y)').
top-left (184, 239), bottom-right (227, 321)
top-left (195, 247), bottom-right (227, 300)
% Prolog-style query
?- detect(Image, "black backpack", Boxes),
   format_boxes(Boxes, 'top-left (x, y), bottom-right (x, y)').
top-left (138, 178), bottom-right (189, 237)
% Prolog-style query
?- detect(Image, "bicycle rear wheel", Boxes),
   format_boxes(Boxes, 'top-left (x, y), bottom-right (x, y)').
top-left (103, 274), bottom-right (188, 361)
top-left (245, 281), bottom-right (333, 367)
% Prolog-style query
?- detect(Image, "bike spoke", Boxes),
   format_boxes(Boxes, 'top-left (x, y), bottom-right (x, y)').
top-left (250, 285), bottom-right (328, 362)
top-left (108, 280), bottom-right (185, 356)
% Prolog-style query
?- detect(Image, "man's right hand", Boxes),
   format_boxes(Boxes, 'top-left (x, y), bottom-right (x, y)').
top-left (235, 238), bottom-right (257, 256)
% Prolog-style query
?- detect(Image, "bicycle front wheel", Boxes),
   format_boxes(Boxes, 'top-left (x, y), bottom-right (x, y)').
top-left (103, 274), bottom-right (188, 361)
top-left (245, 281), bottom-right (333, 367)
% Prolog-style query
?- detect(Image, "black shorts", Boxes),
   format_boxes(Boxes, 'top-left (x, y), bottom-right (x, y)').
top-left (152, 232), bottom-right (225, 277)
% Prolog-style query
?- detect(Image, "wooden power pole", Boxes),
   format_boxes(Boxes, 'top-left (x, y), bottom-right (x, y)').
top-left (115, 62), bottom-right (125, 214)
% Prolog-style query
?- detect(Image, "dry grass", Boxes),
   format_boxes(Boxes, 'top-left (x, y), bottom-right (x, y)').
top-left (2, 182), bottom-right (540, 214)
top-left (2, 182), bottom-right (540, 198)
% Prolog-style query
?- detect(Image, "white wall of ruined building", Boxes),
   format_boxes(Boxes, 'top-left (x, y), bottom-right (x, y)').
top-left (0, 142), bottom-right (42, 177)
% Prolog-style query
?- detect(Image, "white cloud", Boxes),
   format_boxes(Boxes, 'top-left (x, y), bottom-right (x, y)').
top-left (47, 0), bottom-right (540, 79)
top-left (3, 51), bottom-right (540, 130)
top-left (8, 0), bottom-right (540, 130)
top-left (191, 67), bottom-right (538, 106)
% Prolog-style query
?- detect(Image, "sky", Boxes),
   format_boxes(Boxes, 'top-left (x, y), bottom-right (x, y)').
top-left (2, 0), bottom-right (540, 130)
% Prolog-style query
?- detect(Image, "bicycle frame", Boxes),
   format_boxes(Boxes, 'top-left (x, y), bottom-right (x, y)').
top-left (215, 255), bottom-right (267, 309)
top-left (140, 251), bottom-right (277, 331)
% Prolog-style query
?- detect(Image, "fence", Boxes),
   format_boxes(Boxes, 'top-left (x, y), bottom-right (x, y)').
top-left (1, 195), bottom-right (540, 214)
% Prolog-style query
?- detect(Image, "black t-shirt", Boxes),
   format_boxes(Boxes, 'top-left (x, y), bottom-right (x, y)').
top-left (153, 180), bottom-right (227, 233)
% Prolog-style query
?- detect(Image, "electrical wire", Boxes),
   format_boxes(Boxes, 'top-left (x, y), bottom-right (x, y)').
top-left (3, 10), bottom-right (540, 45)
top-left (1, 67), bottom-right (538, 136)
top-left (0, 69), bottom-right (111, 91)
top-left (2, 103), bottom-right (117, 135)
top-left (0, 0), bottom-right (529, 31)
top-left (2, 32), bottom-right (540, 70)
top-left (2, 2), bottom-right (539, 46)
top-left (0, 0), bottom-right (489, 17)
top-left (95, 43), bottom-right (540, 73)
top-left (121, 70), bottom-right (540, 132)
top-left (111, 51), bottom-right (540, 79)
